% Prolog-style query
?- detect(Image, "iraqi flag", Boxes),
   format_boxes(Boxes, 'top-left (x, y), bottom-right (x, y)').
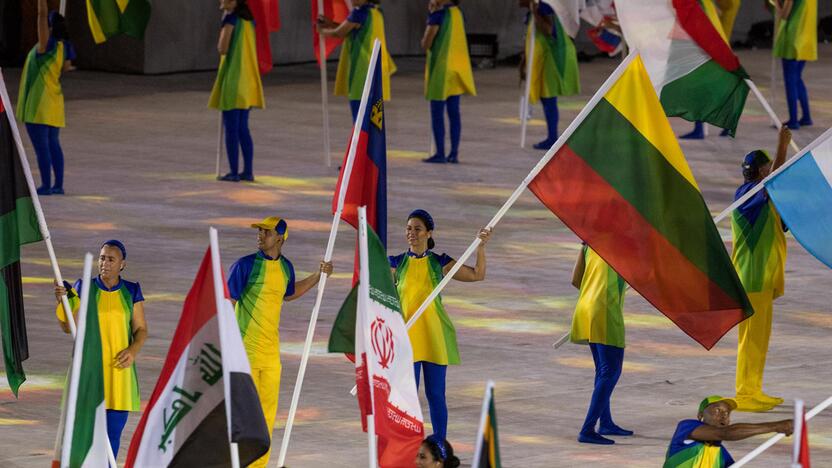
top-left (313, 0), bottom-right (351, 64)
top-left (328, 41), bottom-right (388, 354)
top-left (125, 233), bottom-right (269, 467)
top-left (355, 209), bottom-right (423, 466)
top-left (793, 399), bottom-right (811, 468)
top-left (250, 0), bottom-right (281, 74)
top-left (616, 0), bottom-right (749, 136)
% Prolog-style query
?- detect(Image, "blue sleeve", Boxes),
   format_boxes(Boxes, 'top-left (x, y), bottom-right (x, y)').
top-left (283, 258), bottom-right (296, 298)
top-left (666, 419), bottom-right (705, 457)
top-left (128, 281), bottom-right (145, 303)
top-left (222, 13), bottom-right (238, 27)
top-left (436, 253), bottom-right (454, 267)
top-left (536, 2), bottom-right (555, 16)
top-left (347, 6), bottom-right (369, 25)
top-left (71, 279), bottom-right (82, 299)
top-left (427, 10), bottom-right (444, 26)
top-left (227, 256), bottom-right (253, 301)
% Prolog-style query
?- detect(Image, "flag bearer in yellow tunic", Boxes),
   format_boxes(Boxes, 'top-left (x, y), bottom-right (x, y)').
top-left (731, 127), bottom-right (791, 412)
top-left (227, 216), bottom-right (332, 468)
top-left (317, 0), bottom-right (397, 121)
top-left (570, 244), bottom-right (632, 445)
top-left (54, 240), bottom-right (147, 458)
top-left (210, 0), bottom-right (265, 182)
top-left (16, 0), bottom-right (76, 195)
top-left (421, 0), bottom-right (476, 164)
top-left (388, 209), bottom-right (491, 441)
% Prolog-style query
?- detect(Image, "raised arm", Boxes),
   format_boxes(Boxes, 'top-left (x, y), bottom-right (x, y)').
top-left (36, 0), bottom-right (49, 54)
top-left (443, 228), bottom-right (491, 282)
top-left (689, 419), bottom-right (793, 442)
top-left (772, 126), bottom-right (791, 172)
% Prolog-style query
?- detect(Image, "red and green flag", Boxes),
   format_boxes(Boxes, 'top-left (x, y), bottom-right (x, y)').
top-left (87, 0), bottom-right (151, 44)
top-left (528, 54), bottom-right (753, 350)
top-left (616, 0), bottom-right (749, 136)
top-left (0, 95), bottom-right (42, 397)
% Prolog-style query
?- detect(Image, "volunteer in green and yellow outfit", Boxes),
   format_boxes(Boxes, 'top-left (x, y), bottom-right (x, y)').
top-left (210, 0), bottom-right (265, 182)
top-left (519, 0), bottom-right (580, 150)
top-left (227, 216), bottom-right (333, 468)
top-left (317, 0), bottom-right (397, 122)
top-left (570, 244), bottom-right (632, 445)
top-left (17, 0), bottom-right (76, 195)
top-left (663, 396), bottom-right (792, 468)
top-left (389, 209), bottom-right (491, 441)
top-left (421, 0), bottom-right (476, 164)
top-left (773, 0), bottom-right (817, 129)
top-left (55, 240), bottom-right (147, 458)
top-left (731, 127), bottom-right (791, 412)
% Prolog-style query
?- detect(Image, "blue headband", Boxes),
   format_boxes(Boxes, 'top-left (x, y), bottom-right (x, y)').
top-left (742, 150), bottom-right (771, 170)
top-left (425, 435), bottom-right (447, 460)
top-left (102, 240), bottom-right (127, 260)
top-left (408, 209), bottom-right (434, 231)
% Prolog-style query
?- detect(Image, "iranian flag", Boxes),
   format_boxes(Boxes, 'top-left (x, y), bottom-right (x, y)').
top-left (616, 0), bottom-right (749, 136)
top-left (355, 208), bottom-right (424, 466)
top-left (125, 229), bottom-right (269, 467)
top-left (60, 254), bottom-right (111, 468)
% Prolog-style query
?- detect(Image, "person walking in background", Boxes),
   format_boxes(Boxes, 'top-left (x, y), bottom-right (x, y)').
top-left (773, 0), bottom-right (817, 130)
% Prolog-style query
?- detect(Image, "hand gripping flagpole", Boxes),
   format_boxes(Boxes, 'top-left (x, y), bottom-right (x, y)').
top-left (276, 40), bottom-right (383, 468)
top-left (730, 395), bottom-right (832, 467)
top-left (519, 6), bottom-right (535, 149)
top-left (745, 78), bottom-right (800, 153)
top-left (317, 0), bottom-right (333, 167)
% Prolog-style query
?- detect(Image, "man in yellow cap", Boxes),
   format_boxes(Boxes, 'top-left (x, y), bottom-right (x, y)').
top-left (227, 216), bottom-right (333, 468)
top-left (663, 395), bottom-right (793, 467)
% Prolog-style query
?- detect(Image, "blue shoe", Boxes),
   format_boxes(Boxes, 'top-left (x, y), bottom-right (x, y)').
top-left (799, 117), bottom-right (813, 127)
top-left (680, 129), bottom-right (705, 140)
top-left (578, 431), bottom-right (615, 445)
top-left (719, 128), bottom-right (732, 137)
top-left (446, 153), bottom-right (459, 164)
top-left (50, 187), bottom-right (65, 195)
top-left (240, 173), bottom-right (255, 182)
top-left (533, 139), bottom-right (555, 150)
top-left (599, 425), bottom-right (634, 436)
top-left (784, 120), bottom-right (800, 130)
top-left (218, 173), bottom-right (240, 182)
top-left (36, 186), bottom-right (51, 196)
top-left (423, 154), bottom-right (446, 164)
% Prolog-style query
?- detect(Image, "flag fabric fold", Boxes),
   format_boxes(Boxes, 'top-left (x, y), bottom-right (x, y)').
top-left (616, 0), bottom-right (749, 135)
top-left (250, 0), bottom-right (281, 74)
top-left (313, 0), bottom-right (350, 64)
top-left (355, 217), bottom-right (424, 467)
top-left (86, 0), bottom-right (151, 44)
top-left (125, 246), bottom-right (269, 467)
top-left (527, 54), bottom-right (753, 350)
top-left (0, 95), bottom-right (42, 397)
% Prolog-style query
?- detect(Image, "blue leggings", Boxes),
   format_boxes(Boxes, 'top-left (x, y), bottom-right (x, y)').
top-left (430, 95), bottom-right (461, 158)
top-left (782, 59), bottom-right (810, 125)
top-left (540, 97), bottom-right (559, 143)
top-left (350, 99), bottom-right (361, 122)
top-left (25, 123), bottom-right (64, 190)
top-left (106, 409), bottom-right (129, 458)
top-left (222, 109), bottom-right (253, 177)
top-left (580, 343), bottom-right (624, 435)
top-left (414, 361), bottom-right (448, 440)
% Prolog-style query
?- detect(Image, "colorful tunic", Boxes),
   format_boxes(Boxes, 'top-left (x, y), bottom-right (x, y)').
top-left (731, 182), bottom-right (787, 298)
top-left (57, 277), bottom-right (142, 411)
top-left (664, 420), bottom-right (734, 468)
top-left (525, 2), bottom-right (580, 103)
top-left (228, 251), bottom-right (295, 369)
top-left (424, 5), bottom-right (476, 101)
top-left (334, 4), bottom-right (397, 101)
top-left (773, 0), bottom-right (817, 61)
top-left (390, 251), bottom-right (458, 365)
top-left (570, 246), bottom-right (626, 348)
top-left (16, 38), bottom-right (75, 128)
top-left (209, 14), bottom-right (265, 111)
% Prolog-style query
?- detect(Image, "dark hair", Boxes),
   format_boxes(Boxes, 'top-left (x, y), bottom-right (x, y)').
top-left (741, 149), bottom-right (770, 182)
top-left (423, 437), bottom-right (460, 468)
top-left (235, 0), bottom-right (254, 21)
top-left (408, 210), bottom-right (435, 250)
top-left (49, 11), bottom-right (69, 41)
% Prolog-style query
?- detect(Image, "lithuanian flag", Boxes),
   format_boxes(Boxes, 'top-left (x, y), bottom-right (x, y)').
top-left (528, 54), bottom-right (752, 350)
top-left (0, 94), bottom-right (42, 397)
top-left (472, 381), bottom-right (501, 468)
top-left (87, 0), bottom-right (151, 44)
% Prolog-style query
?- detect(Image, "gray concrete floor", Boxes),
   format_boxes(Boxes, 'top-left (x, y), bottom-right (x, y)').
top-left (1, 47), bottom-right (831, 467)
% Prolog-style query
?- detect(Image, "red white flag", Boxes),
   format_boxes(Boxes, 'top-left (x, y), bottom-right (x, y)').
top-left (793, 399), bottom-right (811, 468)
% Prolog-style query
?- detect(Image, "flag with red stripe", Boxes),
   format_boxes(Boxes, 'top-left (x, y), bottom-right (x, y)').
top-left (250, 0), bottom-right (281, 74)
top-left (313, 0), bottom-right (350, 64)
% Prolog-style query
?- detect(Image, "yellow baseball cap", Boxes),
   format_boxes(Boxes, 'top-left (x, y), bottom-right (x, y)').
top-left (699, 395), bottom-right (737, 414)
top-left (251, 216), bottom-right (288, 240)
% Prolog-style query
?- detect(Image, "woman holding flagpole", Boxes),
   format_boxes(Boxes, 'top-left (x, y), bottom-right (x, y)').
top-left (16, 0), bottom-right (75, 195)
top-left (210, 0), bottom-right (265, 182)
top-left (389, 210), bottom-right (491, 442)
top-left (773, 0), bottom-right (816, 130)
top-left (421, 0), bottom-right (476, 164)
top-left (317, 0), bottom-right (397, 122)
top-left (519, 0), bottom-right (580, 150)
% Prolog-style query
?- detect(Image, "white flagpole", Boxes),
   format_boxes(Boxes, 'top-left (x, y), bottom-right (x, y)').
top-left (712, 127), bottom-right (832, 224)
top-left (357, 206), bottom-right (378, 468)
top-left (745, 79), bottom-right (800, 153)
top-left (208, 227), bottom-right (241, 468)
top-left (551, 331), bottom-right (570, 349)
top-left (403, 51), bottom-right (640, 332)
top-left (792, 399), bottom-right (804, 468)
top-left (317, 0), bottom-right (332, 167)
top-left (216, 114), bottom-right (223, 178)
top-left (59, 0), bottom-right (66, 16)
top-left (471, 380), bottom-right (494, 468)
top-left (730, 395), bottom-right (832, 467)
top-left (276, 40), bottom-right (383, 468)
top-left (0, 68), bottom-right (76, 337)
top-left (520, 11), bottom-right (535, 149)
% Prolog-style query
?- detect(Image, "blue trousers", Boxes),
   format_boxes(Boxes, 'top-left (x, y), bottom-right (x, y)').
top-left (782, 59), bottom-right (810, 125)
top-left (580, 343), bottom-right (624, 435)
top-left (350, 99), bottom-right (361, 122)
top-left (430, 95), bottom-right (461, 158)
top-left (25, 123), bottom-right (64, 190)
top-left (540, 97), bottom-right (559, 143)
top-left (414, 361), bottom-right (448, 440)
top-left (106, 409), bottom-right (129, 458)
top-left (222, 109), bottom-right (253, 177)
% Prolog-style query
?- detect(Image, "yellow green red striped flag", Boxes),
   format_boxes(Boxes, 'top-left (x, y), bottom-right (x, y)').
top-left (87, 0), bottom-right (151, 44)
top-left (472, 381), bottom-right (501, 468)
